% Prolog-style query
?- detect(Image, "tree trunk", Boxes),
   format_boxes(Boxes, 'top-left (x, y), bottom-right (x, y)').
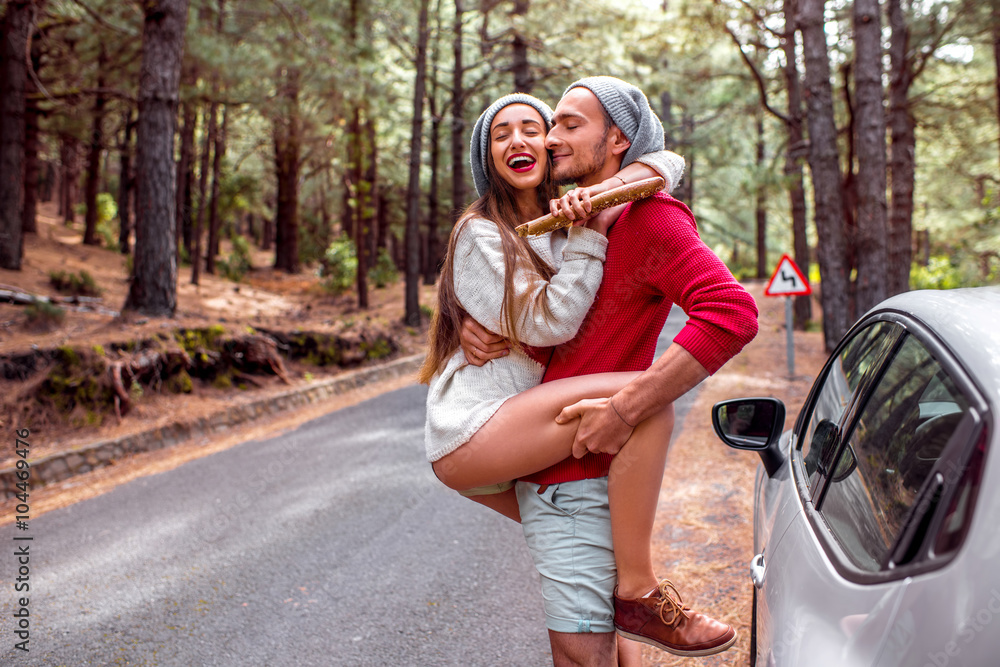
top-left (755, 111), bottom-right (767, 279)
top-left (839, 64), bottom-right (861, 323)
top-left (125, 0), bottom-right (190, 317)
top-left (191, 102), bottom-right (215, 284)
top-left (377, 190), bottom-right (389, 253)
top-left (425, 111), bottom-right (441, 285)
top-left (83, 49), bottom-right (107, 247)
top-left (0, 0), bottom-right (33, 270)
top-left (22, 34), bottom-right (42, 237)
top-left (994, 0), bottom-right (1000, 175)
top-left (450, 0), bottom-right (467, 223)
top-left (261, 216), bottom-right (272, 251)
top-left (205, 0), bottom-right (225, 274)
top-left (782, 0), bottom-right (812, 329)
top-left (511, 0), bottom-right (532, 93)
top-left (364, 114), bottom-right (378, 273)
top-left (852, 0), bottom-right (889, 315)
top-left (206, 104), bottom-right (227, 274)
top-left (799, 0), bottom-right (850, 351)
top-left (175, 96), bottom-right (198, 266)
top-left (272, 67), bottom-right (301, 274)
top-left (676, 112), bottom-right (695, 204)
top-left (405, 0), bottom-right (430, 326)
top-left (660, 90), bottom-right (674, 150)
top-left (59, 134), bottom-right (81, 224)
top-left (887, 0), bottom-right (915, 296)
top-left (425, 1), bottom-right (443, 285)
top-left (118, 109), bottom-right (136, 254)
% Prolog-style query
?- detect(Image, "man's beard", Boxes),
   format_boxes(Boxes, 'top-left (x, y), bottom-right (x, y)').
top-left (553, 131), bottom-right (609, 186)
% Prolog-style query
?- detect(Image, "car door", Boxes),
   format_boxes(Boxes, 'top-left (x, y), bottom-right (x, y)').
top-left (756, 314), bottom-right (985, 667)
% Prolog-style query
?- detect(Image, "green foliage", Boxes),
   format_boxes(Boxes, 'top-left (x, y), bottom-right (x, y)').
top-left (218, 235), bottom-right (253, 282)
top-left (49, 269), bottom-right (102, 297)
top-left (129, 380), bottom-right (144, 402)
top-left (175, 325), bottom-right (227, 355)
top-left (166, 370), bottom-right (194, 394)
top-left (218, 172), bottom-right (260, 227)
top-left (367, 248), bottom-right (399, 288)
top-left (298, 210), bottom-right (333, 267)
top-left (910, 257), bottom-right (962, 290)
top-left (319, 238), bottom-right (358, 296)
top-left (94, 193), bottom-right (120, 250)
top-left (24, 301), bottom-right (66, 331)
top-left (360, 336), bottom-right (394, 360)
top-left (910, 253), bottom-right (998, 291)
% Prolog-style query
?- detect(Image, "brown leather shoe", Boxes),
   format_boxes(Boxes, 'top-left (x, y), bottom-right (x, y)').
top-left (613, 580), bottom-right (737, 657)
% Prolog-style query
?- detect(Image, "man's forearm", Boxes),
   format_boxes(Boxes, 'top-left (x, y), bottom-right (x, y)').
top-left (612, 344), bottom-right (709, 426)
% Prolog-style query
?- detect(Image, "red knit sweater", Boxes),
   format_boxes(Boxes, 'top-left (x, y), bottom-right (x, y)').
top-left (521, 193), bottom-right (759, 485)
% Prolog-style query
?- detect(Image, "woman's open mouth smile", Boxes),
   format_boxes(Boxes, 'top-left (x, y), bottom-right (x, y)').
top-left (506, 153), bottom-right (537, 173)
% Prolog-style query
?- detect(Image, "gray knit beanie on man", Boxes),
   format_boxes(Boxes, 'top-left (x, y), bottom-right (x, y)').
top-left (564, 76), bottom-right (665, 169)
top-left (470, 93), bottom-right (554, 197)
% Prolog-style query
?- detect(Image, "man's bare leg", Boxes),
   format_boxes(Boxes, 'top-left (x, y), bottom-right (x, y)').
top-left (549, 630), bottom-right (616, 667)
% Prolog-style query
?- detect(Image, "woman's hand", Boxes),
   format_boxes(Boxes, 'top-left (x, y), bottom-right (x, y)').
top-left (459, 314), bottom-right (509, 366)
top-left (548, 179), bottom-right (628, 235)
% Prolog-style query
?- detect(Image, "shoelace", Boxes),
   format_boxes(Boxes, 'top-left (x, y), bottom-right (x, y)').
top-left (653, 579), bottom-right (691, 627)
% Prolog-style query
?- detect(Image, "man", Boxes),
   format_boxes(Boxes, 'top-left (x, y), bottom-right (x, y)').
top-left (461, 77), bottom-right (759, 666)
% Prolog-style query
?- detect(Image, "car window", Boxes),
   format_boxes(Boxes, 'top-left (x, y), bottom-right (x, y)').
top-left (818, 334), bottom-right (970, 572)
top-left (799, 321), bottom-right (897, 490)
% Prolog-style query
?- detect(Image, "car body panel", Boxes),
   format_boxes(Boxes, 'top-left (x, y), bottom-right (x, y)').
top-left (754, 437), bottom-right (908, 666)
top-left (742, 287), bottom-right (1000, 667)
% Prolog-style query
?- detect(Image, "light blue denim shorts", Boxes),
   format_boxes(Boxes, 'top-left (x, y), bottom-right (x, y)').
top-left (516, 478), bottom-right (616, 634)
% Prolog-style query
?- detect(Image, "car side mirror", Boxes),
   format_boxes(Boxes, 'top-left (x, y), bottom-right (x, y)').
top-left (712, 398), bottom-right (786, 477)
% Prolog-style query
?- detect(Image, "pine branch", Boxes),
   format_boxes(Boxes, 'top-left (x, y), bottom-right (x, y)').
top-left (721, 21), bottom-right (791, 125)
top-left (68, 0), bottom-right (136, 36)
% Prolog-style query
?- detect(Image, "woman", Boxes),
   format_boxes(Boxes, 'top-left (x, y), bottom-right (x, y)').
top-left (418, 92), bottom-right (688, 637)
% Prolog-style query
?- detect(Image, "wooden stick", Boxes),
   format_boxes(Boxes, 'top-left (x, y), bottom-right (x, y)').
top-left (515, 176), bottom-right (665, 237)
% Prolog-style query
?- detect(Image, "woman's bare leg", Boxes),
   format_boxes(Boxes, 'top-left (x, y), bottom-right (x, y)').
top-left (432, 372), bottom-right (640, 489)
top-left (432, 370), bottom-right (672, 598)
top-left (466, 488), bottom-right (521, 522)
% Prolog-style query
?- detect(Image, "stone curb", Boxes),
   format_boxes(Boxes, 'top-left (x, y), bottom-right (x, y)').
top-left (2, 353), bottom-right (425, 499)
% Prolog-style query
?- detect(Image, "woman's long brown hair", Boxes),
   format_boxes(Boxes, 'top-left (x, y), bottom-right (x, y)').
top-left (418, 140), bottom-right (559, 384)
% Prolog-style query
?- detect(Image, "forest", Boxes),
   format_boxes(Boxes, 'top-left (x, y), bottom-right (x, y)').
top-left (1, 0), bottom-right (998, 354)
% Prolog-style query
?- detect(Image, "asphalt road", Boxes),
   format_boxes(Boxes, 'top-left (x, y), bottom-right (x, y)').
top-left (1, 310), bottom-right (694, 666)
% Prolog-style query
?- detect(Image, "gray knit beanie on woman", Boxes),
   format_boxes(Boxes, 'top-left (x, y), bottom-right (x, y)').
top-left (470, 93), bottom-right (554, 197)
top-left (564, 76), bottom-right (665, 169)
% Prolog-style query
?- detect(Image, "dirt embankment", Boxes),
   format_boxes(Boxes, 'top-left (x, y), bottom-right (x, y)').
top-left (0, 204), bottom-right (434, 468)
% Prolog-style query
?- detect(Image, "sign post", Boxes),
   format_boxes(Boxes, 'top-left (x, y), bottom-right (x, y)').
top-left (764, 254), bottom-right (812, 377)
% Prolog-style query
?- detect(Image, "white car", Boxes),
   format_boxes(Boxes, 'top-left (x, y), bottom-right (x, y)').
top-left (712, 287), bottom-right (1000, 667)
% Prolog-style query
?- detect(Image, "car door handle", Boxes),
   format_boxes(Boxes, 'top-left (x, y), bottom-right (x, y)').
top-left (750, 552), bottom-right (766, 589)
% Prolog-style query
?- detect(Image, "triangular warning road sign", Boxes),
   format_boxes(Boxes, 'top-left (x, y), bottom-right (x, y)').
top-left (765, 254), bottom-right (811, 296)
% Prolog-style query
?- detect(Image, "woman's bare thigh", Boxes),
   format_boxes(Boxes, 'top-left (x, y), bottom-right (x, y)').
top-left (433, 371), bottom-right (641, 489)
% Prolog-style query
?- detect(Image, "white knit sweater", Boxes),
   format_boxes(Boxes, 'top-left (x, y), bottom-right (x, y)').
top-left (424, 220), bottom-right (608, 462)
top-left (423, 149), bottom-right (682, 462)
top-left (634, 151), bottom-right (685, 193)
